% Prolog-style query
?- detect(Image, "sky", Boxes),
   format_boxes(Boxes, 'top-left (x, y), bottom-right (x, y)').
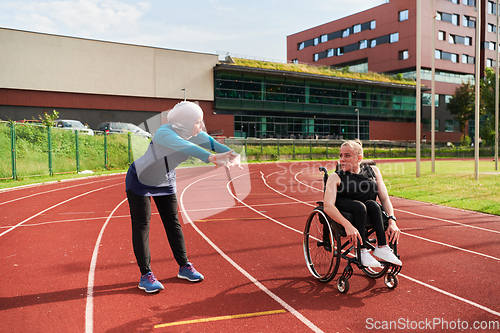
top-left (1, 0), bottom-right (387, 62)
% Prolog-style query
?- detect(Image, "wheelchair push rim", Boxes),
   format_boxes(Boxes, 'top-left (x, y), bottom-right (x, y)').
top-left (303, 208), bottom-right (341, 283)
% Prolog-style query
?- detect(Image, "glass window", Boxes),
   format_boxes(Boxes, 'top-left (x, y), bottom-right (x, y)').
top-left (370, 20), bottom-right (376, 29)
top-left (327, 48), bottom-right (334, 57)
top-left (390, 32), bottom-right (399, 43)
top-left (359, 40), bottom-right (367, 49)
top-left (438, 31), bottom-right (445, 40)
top-left (342, 29), bottom-right (350, 38)
top-left (298, 42), bottom-right (305, 50)
top-left (451, 53), bottom-right (458, 63)
top-left (452, 14), bottom-right (458, 25)
top-left (449, 35), bottom-right (455, 44)
top-left (399, 10), bottom-right (409, 22)
top-left (321, 34), bottom-right (328, 43)
top-left (488, 1), bottom-right (497, 15)
top-left (353, 24), bottom-right (361, 33)
top-left (435, 49), bottom-right (442, 59)
top-left (314, 37), bottom-right (319, 46)
top-left (314, 54), bottom-right (319, 62)
top-left (337, 47), bottom-right (344, 56)
top-left (370, 39), bottom-right (377, 48)
top-left (399, 50), bottom-right (409, 60)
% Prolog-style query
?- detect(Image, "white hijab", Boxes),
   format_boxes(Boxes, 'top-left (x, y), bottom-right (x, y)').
top-left (167, 101), bottom-right (203, 139)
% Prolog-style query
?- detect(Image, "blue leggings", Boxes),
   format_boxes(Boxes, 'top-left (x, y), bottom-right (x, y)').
top-left (335, 198), bottom-right (387, 248)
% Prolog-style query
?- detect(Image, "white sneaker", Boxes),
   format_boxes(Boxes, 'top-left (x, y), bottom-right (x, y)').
top-left (360, 250), bottom-right (383, 268)
top-left (373, 246), bottom-right (402, 266)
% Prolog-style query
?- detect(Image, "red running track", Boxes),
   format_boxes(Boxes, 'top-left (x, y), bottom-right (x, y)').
top-left (1, 161), bottom-right (499, 332)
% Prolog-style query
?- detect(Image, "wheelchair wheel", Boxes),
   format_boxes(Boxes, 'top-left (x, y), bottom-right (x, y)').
top-left (384, 273), bottom-right (399, 289)
top-left (303, 209), bottom-right (341, 283)
top-left (360, 242), bottom-right (398, 279)
top-left (337, 277), bottom-right (350, 294)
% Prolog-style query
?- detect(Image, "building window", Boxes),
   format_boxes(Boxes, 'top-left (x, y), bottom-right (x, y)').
top-left (370, 20), bottom-right (376, 30)
top-left (353, 24), bottom-right (361, 33)
top-left (321, 34), bottom-right (328, 43)
top-left (487, 58), bottom-right (497, 68)
top-left (314, 37), bottom-right (319, 46)
top-left (437, 12), bottom-right (459, 25)
top-left (399, 50), bottom-right (409, 60)
top-left (327, 49), bottom-right (334, 57)
top-left (463, 15), bottom-right (476, 28)
top-left (298, 42), bottom-right (305, 50)
top-left (462, 54), bottom-right (475, 64)
top-left (450, 34), bottom-right (472, 45)
top-left (488, 1), bottom-right (497, 15)
top-left (314, 54), bottom-right (319, 62)
top-left (422, 93), bottom-right (439, 107)
top-left (445, 95), bottom-right (453, 105)
top-left (359, 39), bottom-right (368, 49)
top-left (448, 0), bottom-right (458, 3)
top-left (370, 39), bottom-right (377, 48)
top-left (390, 32), bottom-right (399, 43)
top-left (438, 31), bottom-right (445, 40)
top-left (488, 23), bottom-right (497, 33)
top-left (292, 59), bottom-right (298, 64)
top-left (464, 0), bottom-right (476, 6)
top-left (484, 41), bottom-right (497, 50)
top-left (436, 50), bottom-right (458, 63)
top-left (342, 29), bottom-right (350, 38)
top-left (445, 120), bottom-right (460, 132)
top-left (337, 47), bottom-right (344, 56)
top-left (449, 35), bottom-right (455, 44)
top-left (399, 10), bottom-right (409, 22)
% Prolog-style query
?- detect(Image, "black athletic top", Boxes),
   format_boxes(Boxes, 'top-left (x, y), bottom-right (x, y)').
top-left (335, 165), bottom-right (378, 202)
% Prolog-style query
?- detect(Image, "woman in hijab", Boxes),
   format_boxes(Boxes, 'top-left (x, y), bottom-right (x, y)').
top-left (125, 101), bottom-right (240, 293)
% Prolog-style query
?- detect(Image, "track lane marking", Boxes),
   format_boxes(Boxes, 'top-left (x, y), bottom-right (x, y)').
top-left (154, 309), bottom-right (287, 329)
top-left (180, 172), bottom-right (324, 333)
top-left (0, 183), bottom-right (120, 237)
top-left (85, 198), bottom-right (127, 333)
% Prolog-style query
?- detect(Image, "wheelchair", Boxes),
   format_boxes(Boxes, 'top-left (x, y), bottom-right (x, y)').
top-left (303, 165), bottom-right (401, 294)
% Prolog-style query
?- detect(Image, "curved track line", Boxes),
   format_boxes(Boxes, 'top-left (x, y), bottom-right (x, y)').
top-left (263, 170), bottom-right (500, 317)
top-left (85, 198), bottom-right (127, 333)
top-left (0, 183), bottom-right (120, 238)
top-left (179, 172), bottom-right (324, 333)
top-left (0, 177), bottom-right (117, 206)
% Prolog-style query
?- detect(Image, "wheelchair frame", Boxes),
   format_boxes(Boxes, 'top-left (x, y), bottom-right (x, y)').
top-left (303, 166), bottom-right (401, 293)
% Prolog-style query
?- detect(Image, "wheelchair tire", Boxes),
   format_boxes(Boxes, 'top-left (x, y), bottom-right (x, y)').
top-left (384, 273), bottom-right (399, 289)
top-left (337, 277), bottom-right (349, 294)
top-left (303, 208), bottom-right (341, 283)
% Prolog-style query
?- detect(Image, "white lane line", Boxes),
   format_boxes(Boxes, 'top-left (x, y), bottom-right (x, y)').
top-left (179, 172), bottom-right (324, 333)
top-left (85, 198), bottom-right (127, 333)
top-left (401, 232), bottom-right (500, 261)
top-left (396, 208), bottom-right (500, 234)
top-left (0, 177), bottom-right (121, 205)
top-left (0, 183), bottom-right (120, 238)
top-left (262, 170), bottom-right (500, 317)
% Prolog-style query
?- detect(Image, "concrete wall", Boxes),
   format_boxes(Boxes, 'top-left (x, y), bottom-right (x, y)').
top-left (0, 28), bottom-right (218, 101)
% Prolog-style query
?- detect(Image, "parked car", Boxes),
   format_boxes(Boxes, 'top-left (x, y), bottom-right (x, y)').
top-left (55, 120), bottom-right (94, 135)
top-left (96, 122), bottom-right (152, 138)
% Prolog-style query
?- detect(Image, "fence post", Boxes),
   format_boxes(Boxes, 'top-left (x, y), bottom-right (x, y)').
top-left (104, 131), bottom-right (108, 170)
top-left (128, 132), bottom-right (132, 165)
top-left (277, 139), bottom-right (280, 160)
top-left (10, 122), bottom-right (17, 180)
top-left (47, 126), bottom-right (53, 176)
top-left (75, 130), bottom-right (80, 173)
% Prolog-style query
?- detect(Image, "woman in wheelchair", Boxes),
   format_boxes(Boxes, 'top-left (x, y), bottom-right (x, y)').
top-left (323, 139), bottom-right (402, 268)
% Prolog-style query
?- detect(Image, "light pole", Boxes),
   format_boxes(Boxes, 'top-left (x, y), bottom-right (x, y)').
top-left (181, 88), bottom-right (186, 101)
top-left (355, 109), bottom-right (359, 139)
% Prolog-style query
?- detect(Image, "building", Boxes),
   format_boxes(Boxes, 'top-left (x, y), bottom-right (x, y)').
top-left (1, 27), bottom-right (417, 141)
top-left (287, 0), bottom-right (498, 142)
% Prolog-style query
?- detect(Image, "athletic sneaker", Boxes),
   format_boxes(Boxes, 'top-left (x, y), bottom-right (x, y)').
top-left (359, 249), bottom-right (383, 268)
top-left (138, 272), bottom-right (164, 293)
top-left (178, 263), bottom-right (204, 282)
top-left (373, 246), bottom-right (402, 266)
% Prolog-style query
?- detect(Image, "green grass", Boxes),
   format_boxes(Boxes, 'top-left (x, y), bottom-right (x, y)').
top-left (379, 160), bottom-right (500, 215)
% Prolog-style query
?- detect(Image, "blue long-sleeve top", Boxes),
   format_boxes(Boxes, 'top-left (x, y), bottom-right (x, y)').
top-left (125, 124), bottom-right (231, 196)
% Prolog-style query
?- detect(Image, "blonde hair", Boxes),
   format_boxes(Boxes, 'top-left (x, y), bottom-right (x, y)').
top-left (340, 139), bottom-right (364, 158)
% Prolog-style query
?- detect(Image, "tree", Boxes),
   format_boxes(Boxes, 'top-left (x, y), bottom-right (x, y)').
top-left (446, 82), bottom-right (475, 138)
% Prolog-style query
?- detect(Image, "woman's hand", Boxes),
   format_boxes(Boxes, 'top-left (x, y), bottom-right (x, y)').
top-left (386, 220), bottom-right (401, 244)
top-left (209, 151), bottom-right (242, 169)
top-left (344, 223), bottom-right (363, 249)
